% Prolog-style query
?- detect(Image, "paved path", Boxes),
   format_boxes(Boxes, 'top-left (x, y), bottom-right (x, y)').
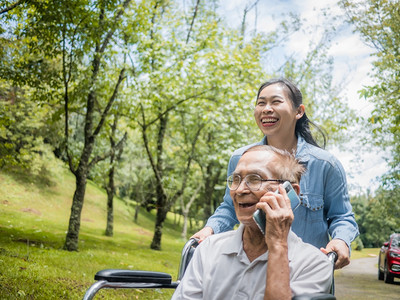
top-left (334, 255), bottom-right (400, 299)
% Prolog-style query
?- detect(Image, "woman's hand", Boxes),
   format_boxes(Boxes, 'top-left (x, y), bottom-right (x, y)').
top-left (190, 226), bottom-right (214, 243)
top-left (320, 239), bottom-right (350, 269)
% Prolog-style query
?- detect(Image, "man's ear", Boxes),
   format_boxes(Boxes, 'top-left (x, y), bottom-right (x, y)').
top-left (295, 104), bottom-right (305, 120)
top-left (292, 183), bottom-right (300, 195)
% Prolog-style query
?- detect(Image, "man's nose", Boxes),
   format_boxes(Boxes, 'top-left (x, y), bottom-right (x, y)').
top-left (236, 179), bottom-right (249, 193)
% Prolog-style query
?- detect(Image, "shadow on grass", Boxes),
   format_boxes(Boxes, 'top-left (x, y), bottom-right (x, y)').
top-left (2, 166), bottom-right (57, 189)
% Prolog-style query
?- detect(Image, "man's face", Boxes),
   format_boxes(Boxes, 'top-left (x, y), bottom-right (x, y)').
top-left (230, 151), bottom-right (281, 228)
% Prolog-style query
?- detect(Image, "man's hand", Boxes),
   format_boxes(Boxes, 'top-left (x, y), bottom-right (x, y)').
top-left (256, 184), bottom-right (294, 248)
top-left (320, 239), bottom-right (350, 269)
top-left (258, 184), bottom-right (293, 300)
top-left (190, 226), bottom-right (214, 243)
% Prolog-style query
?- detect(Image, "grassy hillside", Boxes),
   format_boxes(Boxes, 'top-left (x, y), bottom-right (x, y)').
top-left (0, 160), bottom-right (193, 299)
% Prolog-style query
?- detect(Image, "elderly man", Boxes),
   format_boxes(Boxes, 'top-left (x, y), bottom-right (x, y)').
top-left (172, 145), bottom-right (333, 300)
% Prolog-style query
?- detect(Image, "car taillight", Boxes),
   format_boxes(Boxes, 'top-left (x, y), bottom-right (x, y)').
top-left (389, 251), bottom-right (400, 258)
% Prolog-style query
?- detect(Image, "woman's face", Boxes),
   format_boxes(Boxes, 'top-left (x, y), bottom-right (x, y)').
top-left (253, 84), bottom-right (302, 138)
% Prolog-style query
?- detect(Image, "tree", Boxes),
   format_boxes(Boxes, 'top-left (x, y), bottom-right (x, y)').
top-left (341, 0), bottom-right (400, 183)
top-left (0, 1), bottom-right (62, 173)
top-left (2, 0), bottom-right (134, 250)
top-left (353, 187), bottom-right (399, 247)
top-left (60, 0), bottom-right (131, 251)
top-left (0, 84), bottom-right (55, 173)
top-left (127, 0), bottom-right (269, 249)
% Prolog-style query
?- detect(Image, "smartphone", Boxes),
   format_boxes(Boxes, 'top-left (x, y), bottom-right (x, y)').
top-left (252, 181), bottom-right (300, 235)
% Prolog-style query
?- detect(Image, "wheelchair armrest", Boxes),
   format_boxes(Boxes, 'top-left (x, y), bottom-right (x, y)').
top-left (292, 293), bottom-right (336, 300)
top-left (94, 269), bottom-right (172, 284)
top-left (83, 270), bottom-right (177, 300)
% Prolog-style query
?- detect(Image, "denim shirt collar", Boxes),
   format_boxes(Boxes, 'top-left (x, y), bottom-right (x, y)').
top-left (295, 135), bottom-right (310, 162)
top-left (261, 135), bottom-right (310, 162)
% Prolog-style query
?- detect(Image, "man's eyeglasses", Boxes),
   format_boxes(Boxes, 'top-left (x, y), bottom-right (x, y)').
top-left (227, 174), bottom-right (290, 191)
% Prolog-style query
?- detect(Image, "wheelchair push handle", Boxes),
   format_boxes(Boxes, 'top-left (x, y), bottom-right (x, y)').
top-left (177, 238), bottom-right (199, 281)
top-left (327, 251), bottom-right (338, 264)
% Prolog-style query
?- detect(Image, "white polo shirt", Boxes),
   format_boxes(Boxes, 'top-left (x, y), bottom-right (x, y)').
top-left (172, 224), bottom-right (333, 300)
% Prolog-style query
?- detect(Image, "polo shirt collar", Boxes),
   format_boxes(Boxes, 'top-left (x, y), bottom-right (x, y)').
top-left (219, 224), bottom-right (298, 263)
top-left (220, 224), bottom-right (245, 255)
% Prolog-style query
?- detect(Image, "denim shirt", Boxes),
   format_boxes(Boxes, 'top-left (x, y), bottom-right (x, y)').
top-left (206, 135), bottom-right (359, 249)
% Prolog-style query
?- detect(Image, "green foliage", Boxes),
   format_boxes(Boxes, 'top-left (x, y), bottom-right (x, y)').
top-left (351, 186), bottom-right (400, 248)
top-left (0, 83), bottom-right (56, 173)
top-left (275, 12), bottom-right (357, 148)
top-left (341, 0), bottom-right (400, 181)
top-left (351, 236), bottom-right (364, 251)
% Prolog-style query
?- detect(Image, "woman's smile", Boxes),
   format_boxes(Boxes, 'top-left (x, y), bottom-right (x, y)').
top-left (261, 116), bottom-right (279, 127)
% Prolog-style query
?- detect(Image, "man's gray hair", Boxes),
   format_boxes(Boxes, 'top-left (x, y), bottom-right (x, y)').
top-left (243, 145), bottom-right (305, 183)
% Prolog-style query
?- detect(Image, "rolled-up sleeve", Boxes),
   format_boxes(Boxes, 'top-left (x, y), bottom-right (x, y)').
top-left (323, 157), bottom-right (359, 248)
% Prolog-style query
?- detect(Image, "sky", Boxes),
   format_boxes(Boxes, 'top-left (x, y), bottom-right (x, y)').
top-left (218, 0), bottom-right (388, 195)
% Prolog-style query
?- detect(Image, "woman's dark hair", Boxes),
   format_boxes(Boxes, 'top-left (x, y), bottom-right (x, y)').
top-left (256, 78), bottom-right (326, 148)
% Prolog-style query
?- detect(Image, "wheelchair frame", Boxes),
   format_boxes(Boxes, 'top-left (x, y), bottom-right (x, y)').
top-left (83, 238), bottom-right (337, 300)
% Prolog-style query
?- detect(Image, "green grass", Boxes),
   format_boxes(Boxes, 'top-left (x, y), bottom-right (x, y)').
top-left (0, 162), bottom-right (197, 299)
top-left (351, 247), bottom-right (380, 260)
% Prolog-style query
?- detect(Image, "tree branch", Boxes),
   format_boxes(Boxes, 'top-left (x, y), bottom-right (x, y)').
top-left (186, 0), bottom-right (200, 44)
top-left (170, 121), bottom-right (205, 208)
top-left (144, 88), bottom-right (213, 128)
top-left (99, 0), bottom-right (132, 54)
top-left (92, 68), bottom-right (126, 138)
top-left (140, 103), bottom-right (166, 197)
top-left (0, 0), bottom-right (27, 15)
top-left (88, 131), bottom-right (127, 169)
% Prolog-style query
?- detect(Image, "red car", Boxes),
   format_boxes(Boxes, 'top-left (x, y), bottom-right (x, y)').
top-left (378, 233), bottom-right (400, 283)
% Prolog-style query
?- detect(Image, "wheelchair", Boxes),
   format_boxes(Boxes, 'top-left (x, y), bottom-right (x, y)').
top-left (83, 238), bottom-right (337, 300)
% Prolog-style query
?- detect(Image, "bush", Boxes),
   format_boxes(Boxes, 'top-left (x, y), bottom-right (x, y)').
top-left (351, 236), bottom-right (364, 251)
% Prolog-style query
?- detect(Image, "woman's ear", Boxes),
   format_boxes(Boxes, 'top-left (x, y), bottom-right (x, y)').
top-left (292, 183), bottom-right (301, 195)
top-left (295, 104), bottom-right (305, 120)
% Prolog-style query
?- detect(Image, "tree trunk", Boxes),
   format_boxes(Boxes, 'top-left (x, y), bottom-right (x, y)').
top-left (173, 207), bottom-right (177, 225)
top-left (203, 163), bottom-right (222, 222)
top-left (105, 165), bottom-right (115, 236)
top-left (134, 202), bottom-right (140, 223)
top-left (181, 209), bottom-right (189, 240)
top-left (203, 164), bottom-right (214, 220)
top-left (64, 170), bottom-right (87, 251)
top-left (150, 200), bottom-right (168, 250)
